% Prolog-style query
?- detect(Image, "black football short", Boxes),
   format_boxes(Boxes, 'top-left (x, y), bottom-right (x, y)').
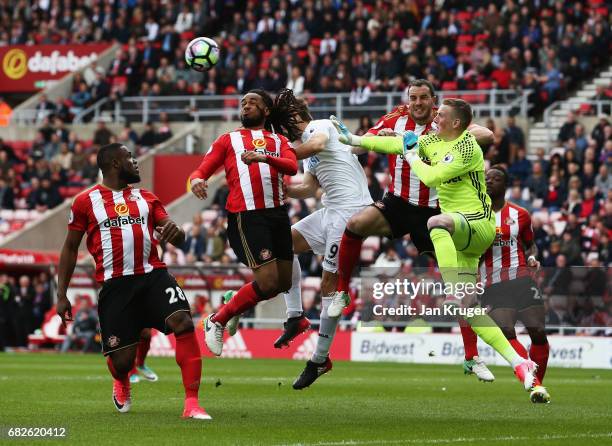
top-left (481, 276), bottom-right (544, 311)
top-left (98, 268), bottom-right (190, 355)
top-left (227, 205), bottom-right (293, 268)
top-left (370, 193), bottom-right (440, 254)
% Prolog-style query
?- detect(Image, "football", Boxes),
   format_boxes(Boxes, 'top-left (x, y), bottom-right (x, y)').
top-left (185, 37), bottom-right (220, 72)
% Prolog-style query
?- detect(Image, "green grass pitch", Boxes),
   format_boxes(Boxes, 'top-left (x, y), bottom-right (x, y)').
top-left (1, 354), bottom-right (611, 446)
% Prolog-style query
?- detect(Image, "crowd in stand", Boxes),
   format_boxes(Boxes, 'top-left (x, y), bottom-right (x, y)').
top-left (2, 1), bottom-right (610, 122)
top-left (0, 1), bottom-right (611, 335)
top-left (0, 116), bottom-right (172, 213)
top-left (0, 272), bottom-right (53, 350)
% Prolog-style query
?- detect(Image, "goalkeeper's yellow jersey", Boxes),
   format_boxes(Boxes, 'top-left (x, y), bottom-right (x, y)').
top-left (411, 130), bottom-right (492, 219)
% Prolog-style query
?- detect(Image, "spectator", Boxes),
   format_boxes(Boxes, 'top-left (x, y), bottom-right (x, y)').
top-left (93, 121), bottom-right (114, 148)
top-left (509, 186), bottom-right (532, 212)
top-left (286, 67), bottom-right (305, 96)
top-left (60, 297), bottom-right (98, 353)
top-left (540, 61), bottom-right (562, 103)
top-left (81, 154), bottom-right (99, 185)
top-left (69, 82), bottom-right (92, 115)
top-left (349, 77), bottom-right (372, 105)
top-left (508, 148), bottom-right (531, 185)
top-left (503, 116), bottom-right (525, 151)
top-left (30, 178), bottom-right (62, 211)
top-left (558, 112), bottom-right (578, 143)
top-left (183, 225), bottom-right (207, 263)
top-left (11, 276), bottom-right (34, 347)
top-left (162, 244), bottom-right (186, 265)
top-left (34, 94), bottom-right (56, 123)
top-left (31, 281), bottom-right (50, 331)
top-left (139, 122), bottom-right (158, 148)
top-left (543, 254), bottom-right (572, 295)
top-left (525, 161), bottom-right (548, 200)
top-left (595, 165), bottom-right (611, 196)
top-left (52, 143), bottom-right (73, 171)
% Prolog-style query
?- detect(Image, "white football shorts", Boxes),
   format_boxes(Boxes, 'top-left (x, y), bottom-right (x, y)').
top-left (292, 206), bottom-right (365, 273)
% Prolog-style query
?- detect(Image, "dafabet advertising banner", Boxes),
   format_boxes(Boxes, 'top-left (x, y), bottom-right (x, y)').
top-left (0, 44), bottom-right (111, 92)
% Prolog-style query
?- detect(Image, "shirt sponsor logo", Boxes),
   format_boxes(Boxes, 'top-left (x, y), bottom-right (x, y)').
top-left (114, 203), bottom-right (129, 216)
top-left (252, 138), bottom-right (266, 148)
top-left (102, 215), bottom-right (145, 228)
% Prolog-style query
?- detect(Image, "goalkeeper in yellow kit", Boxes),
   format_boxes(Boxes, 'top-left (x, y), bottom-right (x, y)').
top-left (331, 98), bottom-right (549, 403)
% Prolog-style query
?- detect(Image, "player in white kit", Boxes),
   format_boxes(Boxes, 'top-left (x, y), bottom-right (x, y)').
top-left (273, 90), bottom-right (373, 389)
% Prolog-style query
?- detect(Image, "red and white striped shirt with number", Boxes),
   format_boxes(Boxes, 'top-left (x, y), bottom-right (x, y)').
top-left (68, 184), bottom-right (167, 283)
top-left (368, 106), bottom-right (438, 208)
top-left (190, 128), bottom-right (296, 213)
top-left (479, 202), bottom-right (533, 287)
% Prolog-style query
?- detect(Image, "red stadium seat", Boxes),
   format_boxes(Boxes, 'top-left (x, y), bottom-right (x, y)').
top-left (578, 103), bottom-right (593, 115)
top-left (456, 11), bottom-right (472, 22)
top-left (456, 45), bottom-right (473, 55)
top-left (309, 38), bottom-right (322, 49)
top-left (477, 81), bottom-right (493, 90)
top-left (112, 76), bottom-right (127, 89)
top-left (441, 81), bottom-right (458, 91)
top-left (180, 31), bottom-right (195, 41)
top-left (475, 33), bottom-right (489, 42)
top-left (456, 34), bottom-right (473, 44)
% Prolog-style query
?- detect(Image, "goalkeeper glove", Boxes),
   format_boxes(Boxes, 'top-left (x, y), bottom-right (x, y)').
top-left (330, 115), bottom-right (362, 146)
top-left (402, 131), bottom-right (419, 163)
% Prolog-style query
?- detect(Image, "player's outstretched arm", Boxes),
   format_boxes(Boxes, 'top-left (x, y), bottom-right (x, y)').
top-left (285, 172), bottom-right (321, 199)
top-left (467, 123), bottom-right (494, 146)
top-left (190, 134), bottom-right (227, 199)
top-left (330, 115), bottom-right (403, 155)
top-left (294, 133), bottom-right (329, 160)
top-left (407, 141), bottom-right (471, 188)
top-left (57, 229), bottom-right (84, 326)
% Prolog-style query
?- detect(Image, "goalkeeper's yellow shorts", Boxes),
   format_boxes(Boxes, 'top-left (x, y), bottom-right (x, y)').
top-left (448, 212), bottom-right (496, 274)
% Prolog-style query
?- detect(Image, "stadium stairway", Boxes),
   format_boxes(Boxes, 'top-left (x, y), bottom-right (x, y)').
top-left (528, 63), bottom-right (612, 151)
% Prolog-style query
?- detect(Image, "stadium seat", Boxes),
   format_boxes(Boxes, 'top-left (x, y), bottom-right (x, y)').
top-left (456, 34), bottom-right (473, 44)
top-left (456, 45), bottom-right (473, 55)
top-left (441, 81), bottom-right (458, 91)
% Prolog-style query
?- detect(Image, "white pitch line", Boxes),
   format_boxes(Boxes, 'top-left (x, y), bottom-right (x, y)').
top-left (276, 432), bottom-right (612, 446)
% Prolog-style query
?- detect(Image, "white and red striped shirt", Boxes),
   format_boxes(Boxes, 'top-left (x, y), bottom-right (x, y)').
top-left (68, 184), bottom-right (167, 283)
top-left (480, 202), bottom-right (533, 286)
top-left (368, 106), bottom-right (438, 208)
top-left (190, 128), bottom-right (297, 213)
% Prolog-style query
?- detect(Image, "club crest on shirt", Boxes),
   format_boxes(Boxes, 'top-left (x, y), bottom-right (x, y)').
top-left (505, 217), bottom-right (516, 226)
top-left (128, 194), bottom-right (140, 202)
top-left (107, 335), bottom-right (120, 348)
top-left (259, 249), bottom-right (272, 261)
top-left (442, 153), bottom-right (454, 163)
top-left (114, 203), bottom-right (129, 216)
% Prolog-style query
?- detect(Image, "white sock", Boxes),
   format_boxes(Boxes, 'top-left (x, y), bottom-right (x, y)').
top-left (283, 255), bottom-right (303, 318)
top-left (312, 296), bottom-right (338, 363)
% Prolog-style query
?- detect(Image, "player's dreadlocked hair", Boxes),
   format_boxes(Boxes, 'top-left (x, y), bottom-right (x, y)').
top-left (249, 88), bottom-right (311, 141)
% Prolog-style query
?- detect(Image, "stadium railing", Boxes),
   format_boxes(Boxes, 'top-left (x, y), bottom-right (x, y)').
top-left (63, 89), bottom-right (531, 124)
top-left (542, 99), bottom-right (612, 150)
